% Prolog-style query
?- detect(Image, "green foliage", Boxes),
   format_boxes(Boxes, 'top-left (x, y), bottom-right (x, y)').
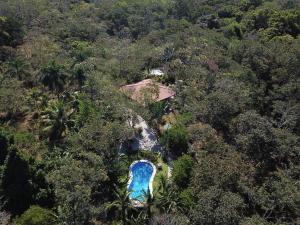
top-left (74, 95), bottom-right (95, 128)
top-left (48, 151), bottom-right (108, 224)
top-left (161, 123), bottom-right (188, 157)
top-left (223, 21), bottom-right (244, 39)
top-left (150, 213), bottom-right (189, 225)
top-left (179, 188), bottom-right (194, 210)
top-left (160, 113), bottom-right (191, 157)
top-left (106, 186), bottom-right (137, 225)
top-left (40, 61), bottom-right (67, 95)
top-left (242, 7), bottom-right (300, 39)
top-left (172, 154), bottom-right (193, 188)
top-left (70, 40), bottom-right (93, 63)
top-left (14, 205), bottom-right (56, 225)
top-left (201, 78), bottom-right (251, 132)
top-left (1, 147), bottom-right (33, 214)
top-left (0, 78), bottom-right (27, 118)
top-left (149, 101), bottom-right (166, 121)
top-left (257, 169), bottom-right (299, 222)
top-left (0, 128), bottom-right (13, 164)
top-left (5, 57), bottom-right (30, 81)
top-left (190, 187), bottom-right (246, 225)
top-left (1, 147), bottom-right (53, 215)
top-left (13, 131), bottom-right (36, 150)
top-left (68, 116), bottom-right (131, 168)
top-left (0, 0), bottom-right (299, 224)
top-left (156, 175), bottom-right (181, 214)
top-left (240, 215), bottom-right (271, 225)
top-left (40, 100), bottom-right (75, 141)
top-left (230, 110), bottom-right (277, 172)
top-left (0, 16), bottom-right (23, 48)
top-left (239, 0), bottom-right (263, 11)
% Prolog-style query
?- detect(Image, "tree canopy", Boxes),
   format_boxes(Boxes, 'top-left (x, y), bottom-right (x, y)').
top-left (0, 0), bottom-right (299, 224)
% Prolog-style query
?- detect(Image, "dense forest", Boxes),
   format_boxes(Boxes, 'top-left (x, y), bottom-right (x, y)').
top-left (0, 0), bottom-right (299, 224)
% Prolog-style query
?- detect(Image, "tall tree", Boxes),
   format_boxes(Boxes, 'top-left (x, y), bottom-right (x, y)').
top-left (106, 187), bottom-right (136, 225)
top-left (40, 61), bottom-right (67, 95)
top-left (1, 147), bottom-right (33, 215)
top-left (40, 100), bottom-right (75, 141)
top-left (5, 57), bottom-right (30, 80)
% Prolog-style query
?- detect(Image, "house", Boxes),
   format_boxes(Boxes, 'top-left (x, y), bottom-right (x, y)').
top-left (120, 79), bottom-right (175, 104)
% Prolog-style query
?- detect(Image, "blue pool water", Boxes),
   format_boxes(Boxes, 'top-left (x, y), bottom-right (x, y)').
top-left (128, 161), bottom-right (154, 202)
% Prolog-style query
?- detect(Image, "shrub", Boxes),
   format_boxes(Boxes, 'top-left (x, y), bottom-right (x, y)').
top-left (0, 128), bottom-right (14, 164)
top-left (14, 206), bottom-right (56, 225)
top-left (172, 154), bottom-right (193, 188)
top-left (161, 124), bottom-right (188, 157)
top-left (179, 188), bottom-right (194, 210)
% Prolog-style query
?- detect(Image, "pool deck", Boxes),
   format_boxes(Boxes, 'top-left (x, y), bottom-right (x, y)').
top-left (127, 160), bottom-right (157, 207)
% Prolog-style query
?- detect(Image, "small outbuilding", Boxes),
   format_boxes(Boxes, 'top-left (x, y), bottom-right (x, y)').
top-left (149, 68), bottom-right (164, 76)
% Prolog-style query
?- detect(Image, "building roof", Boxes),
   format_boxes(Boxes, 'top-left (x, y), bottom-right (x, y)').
top-left (120, 79), bottom-right (175, 103)
top-left (150, 68), bottom-right (164, 76)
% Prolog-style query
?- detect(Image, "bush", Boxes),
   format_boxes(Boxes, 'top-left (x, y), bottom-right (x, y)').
top-left (149, 101), bottom-right (167, 122)
top-left (179, 188), bottom-right (194, 210)
top-left (223, 21), bottom-right (244, 39)
top-left (14, 206), bottom-right (56, 225)
top-left (0, 128), bottom-right (14, 164)
top-left (172, 154), bottom-right (193, 188)
top-left (138, 150), bottom-right (159, 163)
top-left (161, 124), bottom-right (188, 157)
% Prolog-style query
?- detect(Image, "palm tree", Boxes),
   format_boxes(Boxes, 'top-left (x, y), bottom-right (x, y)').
top-left (5, 57), bottom-right (29, 80)
top-left (40, 100), bottom-right (75, 141)
top-left (156, 175), bottom-right (181, 214)
top-left (129, 211), bottom-right (147, 225)
top-left (71, 64), bottom-right (87, 89)
top-left (40, 61), bottom-right (67, 96)
top-left (143, 189), bottom-right (156, 221)
top-left (106, 187), bottom-right (136, 225)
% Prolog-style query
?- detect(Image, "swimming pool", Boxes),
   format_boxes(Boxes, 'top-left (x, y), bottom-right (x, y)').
top-left (128, 160), bottom-right (156, 203)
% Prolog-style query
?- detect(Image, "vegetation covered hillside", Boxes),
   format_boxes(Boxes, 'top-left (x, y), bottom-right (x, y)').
top-left (0, 0), bottom-right (299, 224)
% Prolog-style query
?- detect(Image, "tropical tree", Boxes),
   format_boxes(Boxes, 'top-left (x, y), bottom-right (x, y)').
top-left (71, 64), bottom-right (88, 89)
top-left (48, 152), bottom-right (108, 225)
top-left (40, 100), bottom-right (75, 141)
top-left (0, 128), bottom-right (13, 164)
top-left (40, 61), bottom-right (67, 95)
top-left (0, 78), bottom-right (26, 119)
top-left (1, 147), bottom-right (33, 215)
top-left (156, 176), bottom-right (181, 214)
top-left (189, 187), bottom-right (246, 225)
top-left (129, 211), bottom-right (148, 225)
top-left (160, 123), bottom-right (188, 157)
top-left (5, 57), bottom-right (30, 80)
top-left (0, 16), bottom-right (23, 48)
top-left (172, 154), bottom-right (193, 189)
top-left (143, 189), bottom-right (156, 221)
top-left (150, 213), bottom-right (189, 225)
top-left (106, 187), bottom-right (136, 225)
top-left (13, 205), bottom-right (56, 225)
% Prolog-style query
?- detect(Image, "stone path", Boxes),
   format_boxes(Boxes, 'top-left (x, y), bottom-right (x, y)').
top-left (119, 114), bottom-right (173, 178)
top-left (130, 115), bottom-right (162, 152)
top-left (120, 115), bottom-right (162, 153)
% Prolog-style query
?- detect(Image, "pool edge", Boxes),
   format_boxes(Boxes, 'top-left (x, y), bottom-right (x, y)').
top-left (127, 159), bottom-right (157, 207)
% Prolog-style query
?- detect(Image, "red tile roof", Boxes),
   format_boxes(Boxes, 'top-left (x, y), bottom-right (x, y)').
top-left (120, 79), bottom-right (175, 103)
